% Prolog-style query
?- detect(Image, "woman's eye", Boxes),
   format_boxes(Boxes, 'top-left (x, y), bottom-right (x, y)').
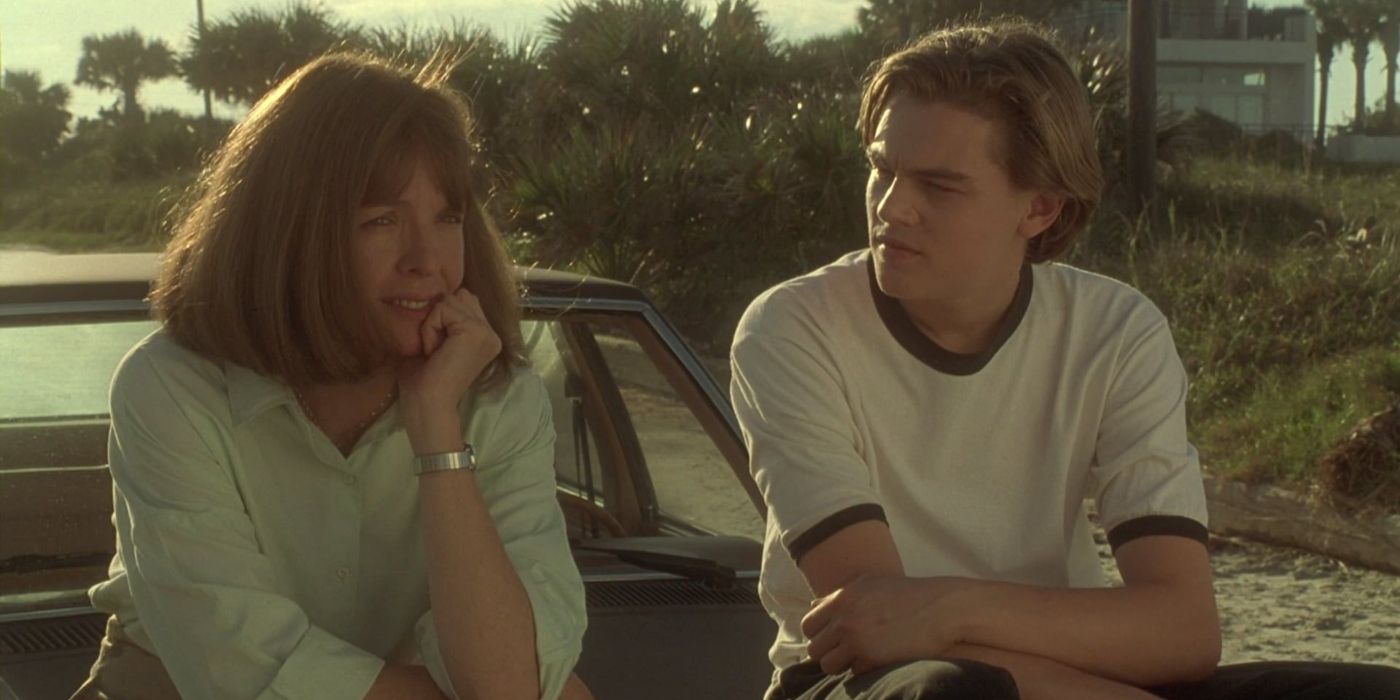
top-left (440, 212), bottom-right (464, 224)
top-left (361, 214), bottom-right (395, 227)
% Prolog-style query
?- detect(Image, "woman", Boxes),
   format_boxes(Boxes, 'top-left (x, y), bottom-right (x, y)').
top-left (74, 52), bottom-right (589, 699)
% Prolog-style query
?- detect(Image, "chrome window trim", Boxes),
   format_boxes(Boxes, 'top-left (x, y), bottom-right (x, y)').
top-left (0, 605), bottom-right (98, 625)
top-left (0, 300), bottom-right (150, 319)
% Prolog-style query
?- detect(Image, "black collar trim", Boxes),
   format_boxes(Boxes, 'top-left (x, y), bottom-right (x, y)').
top-left (868, 257), bottom-right (1033, 376)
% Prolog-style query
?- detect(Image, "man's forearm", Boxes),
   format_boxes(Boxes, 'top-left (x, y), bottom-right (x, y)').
top-left (942, 577), bottom-right (1219, 686)
top-left (944, 644), bottom-right (1158, 700)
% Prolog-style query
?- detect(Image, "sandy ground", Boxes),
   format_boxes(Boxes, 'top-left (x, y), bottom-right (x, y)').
top-left (1202, 538), bottom-right (1400, 666)
top-left (614, 369), bottom-right (1400, 670)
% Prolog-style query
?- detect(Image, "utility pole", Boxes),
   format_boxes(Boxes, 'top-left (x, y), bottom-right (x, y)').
top-left (197, 0), bottom-right (212, 120)
top-left (1127, 0), bottom-right (1157, 216)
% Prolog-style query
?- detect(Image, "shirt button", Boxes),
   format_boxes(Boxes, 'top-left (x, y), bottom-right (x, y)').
top-left (344, 474), bottom-right (356, 486)
top-left (336, 567), bottom-right (349, 580)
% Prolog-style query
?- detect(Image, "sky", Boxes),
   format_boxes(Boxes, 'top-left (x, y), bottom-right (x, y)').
top-left (0, 0), bottom-right (1387, 128)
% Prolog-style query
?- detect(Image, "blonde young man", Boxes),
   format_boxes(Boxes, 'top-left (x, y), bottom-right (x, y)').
top-left (730, 19), bottom-right (1400, 700)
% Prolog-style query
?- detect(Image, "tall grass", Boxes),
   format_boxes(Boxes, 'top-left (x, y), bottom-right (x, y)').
top-left (1069, 156), bottom-right (1400, 489)
top-left (1, 175), bottom-right (188, 250)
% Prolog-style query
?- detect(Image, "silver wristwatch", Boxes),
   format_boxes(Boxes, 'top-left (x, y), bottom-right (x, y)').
top-left (413, 445), bottom-right (477, 476)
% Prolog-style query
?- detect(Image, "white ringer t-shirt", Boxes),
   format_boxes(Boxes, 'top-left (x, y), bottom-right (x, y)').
top-left (729, 249), bottom-right (1209, 674)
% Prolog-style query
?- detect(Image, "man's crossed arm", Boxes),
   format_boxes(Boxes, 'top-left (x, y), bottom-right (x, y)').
top-left (796, 519), bottom-right (1221, 700)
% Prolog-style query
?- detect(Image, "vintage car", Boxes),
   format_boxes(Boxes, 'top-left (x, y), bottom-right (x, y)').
top-left (0, 251), bottom-right (775, 699)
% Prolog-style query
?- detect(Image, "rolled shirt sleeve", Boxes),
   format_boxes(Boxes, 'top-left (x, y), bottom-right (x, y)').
top-left (417, 371), bottom-right (587, 700)
top-left (107, 347), bottom-right (385, 699)
top-left (730, 293), bottom-right (886, 562)
top-left (1090, 309), bottom-right (1210, 549)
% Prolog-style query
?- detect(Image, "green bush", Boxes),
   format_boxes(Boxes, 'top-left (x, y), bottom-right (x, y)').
top-left (1, 177), bottom-right (187, 247)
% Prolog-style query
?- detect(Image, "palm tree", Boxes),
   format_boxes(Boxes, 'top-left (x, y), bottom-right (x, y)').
top-left (181, 2), bottom-right (354, 107)
top-left (75, 29), bottom-right (177, 122)
top-left (856, 0), bottom-right (1077, 50)
top-left (541, 0), bottom-right (707, 121)
top-left (1338, 0), bottom-right (1384, 127)
top-left (857, 0), bottom-right (948, 49)
top-left (1377, 0), bottom-right (1400, 127)
top-left (1307, 0), bottom-right (1347, 147)
top-left (0, 70), bottom-right (72, 161)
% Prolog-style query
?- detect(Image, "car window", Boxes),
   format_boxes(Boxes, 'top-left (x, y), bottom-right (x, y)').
top-left (0, 319), bottom-right (157, 422)
top-left (589, 321), bottom-right (764, 542)
top-left (522, 317), bottom-right (610, 502)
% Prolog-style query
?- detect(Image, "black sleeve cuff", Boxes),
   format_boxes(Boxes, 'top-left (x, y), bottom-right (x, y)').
top-left (786, 503), bottom-right (888, 564)
top-left (1107, 515), bottom-right (1209, 553)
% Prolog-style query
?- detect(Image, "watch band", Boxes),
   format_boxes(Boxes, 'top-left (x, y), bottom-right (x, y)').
top-left (413, 445), bottom-right (477, 476)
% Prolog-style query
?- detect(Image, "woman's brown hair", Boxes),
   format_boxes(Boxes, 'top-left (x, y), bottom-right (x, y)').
top-left (152, 52), bottom-right (524, 390)
top-left (857, 18), bottom-right (1104, 262)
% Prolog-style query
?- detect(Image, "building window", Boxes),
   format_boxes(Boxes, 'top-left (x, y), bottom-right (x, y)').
top-left (1202, 66), bottom-right (1267, 88)
top-left (1208, 94), bottom-right (1237, 120)
top-left (1159, 65), bottom-right (1203, 84)
top-left (1237, 95), bottom-right (1264, 126)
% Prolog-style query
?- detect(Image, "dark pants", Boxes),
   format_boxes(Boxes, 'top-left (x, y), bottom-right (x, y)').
top-left (767, 659), bottom-right (1400, 700)
top-left (1150, 661), bottom-right (1400, 700)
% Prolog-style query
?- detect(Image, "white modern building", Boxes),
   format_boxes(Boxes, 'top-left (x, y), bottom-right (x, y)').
top-left (1057, 0), bottom-right (1316, 137)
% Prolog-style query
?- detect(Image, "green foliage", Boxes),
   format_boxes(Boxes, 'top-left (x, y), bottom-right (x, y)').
top-left (75, 29), bottom-right (178, 121)
top-left (0, 71), bottom-right (72, 163)
top-left (366, 24), bottom-right (547, 165)
top-left (1067, 156), bottom-right (1400, 487)
top-left (181, 2), bottom-right (356, 107)
top-left (534, 0), bottom-right (781, 128)
top-left (857, 0), bottom-right (1077, 51)
top-left (781, 30), bottom-right (879, 97)
top-left (1, 176), bottom-right (189, 247)
top-left (1195, 346), bottom-right (1400, 485)
top-left (1127, 242), bottom-right (1398, 423)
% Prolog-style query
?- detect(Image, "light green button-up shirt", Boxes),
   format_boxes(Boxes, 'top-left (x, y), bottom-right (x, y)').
top-left (89, 330), bottom-right (586, 699)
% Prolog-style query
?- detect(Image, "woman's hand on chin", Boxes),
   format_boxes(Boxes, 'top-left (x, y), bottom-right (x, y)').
top-left (398, 288), bottom-right (501, 453)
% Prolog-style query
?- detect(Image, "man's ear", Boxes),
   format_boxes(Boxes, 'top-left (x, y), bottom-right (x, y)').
top-left (1018, 191), bottom-right (1066, 240)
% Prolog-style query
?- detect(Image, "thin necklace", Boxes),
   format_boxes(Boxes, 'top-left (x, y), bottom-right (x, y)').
top-left (295, 386), bottom-right (397, 436)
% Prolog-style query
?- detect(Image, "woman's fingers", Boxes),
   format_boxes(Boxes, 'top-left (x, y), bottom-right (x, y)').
top-left (434, 288), bottom-right (486, 336)
top-left (420, 299), bottom-right (446, 356)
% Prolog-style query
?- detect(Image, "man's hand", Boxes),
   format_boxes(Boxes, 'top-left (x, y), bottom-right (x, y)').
top-left (801, 574), bottom-right (969, 675)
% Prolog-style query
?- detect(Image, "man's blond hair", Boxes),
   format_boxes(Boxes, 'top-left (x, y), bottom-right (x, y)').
top-left (858, 18), bottom-right (1104, 262)
top-left (153, 52), bottom-right (523, 388)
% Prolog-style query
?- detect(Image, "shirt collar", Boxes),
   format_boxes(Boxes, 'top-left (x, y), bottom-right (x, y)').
top-left (867, 254), bottom-right (1034, 376)
top-left (224, 362), bottom-right (296, 426)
